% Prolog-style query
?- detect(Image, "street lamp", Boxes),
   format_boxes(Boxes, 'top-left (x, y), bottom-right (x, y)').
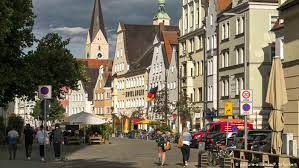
top-left (223, 12), bottom-right (249, 150)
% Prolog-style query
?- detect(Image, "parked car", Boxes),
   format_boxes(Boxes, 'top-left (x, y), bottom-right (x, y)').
top-left (230, 130), bottom-right (272, 149)
top-left (193, 119), bottom-right (253, 142)
top-left (251, 133), bottom-right (272, 152)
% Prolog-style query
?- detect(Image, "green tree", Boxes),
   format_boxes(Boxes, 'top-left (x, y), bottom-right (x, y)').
top-left (176, 92), bottom-right (197, 128)
top-left (153, 87), bottom-right (175, 125)
top-left (31, 99), bottom-right (65, 123)
top-left (23, 33), bottom-right (86, 100)
top-left (0, 0), bottom-right (35, 106)
top-left (7, 114), bottom-right (24, 135)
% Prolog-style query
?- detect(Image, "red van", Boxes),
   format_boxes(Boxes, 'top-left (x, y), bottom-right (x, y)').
top-left (193, 119), bottom-right (253, 142)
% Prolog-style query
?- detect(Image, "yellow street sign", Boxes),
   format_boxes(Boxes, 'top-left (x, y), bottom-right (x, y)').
top-left (224, 100), bottom-right (233, 116)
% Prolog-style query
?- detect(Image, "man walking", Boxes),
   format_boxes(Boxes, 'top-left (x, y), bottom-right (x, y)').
top-left (23, 124), bottom-right (34, 160)
top-left (53, 124), bottom-right (64, 161)
top-left (7, 128), bottom-right (19, 160)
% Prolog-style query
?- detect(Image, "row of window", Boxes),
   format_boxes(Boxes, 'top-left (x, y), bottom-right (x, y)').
top-left (70, 107), bottom-right (84, 115)
top-left (126, 90), bottom-right (144, 97)
top-left (95, 92), bottom-right (111, 101)
top-left (116, 99), bottom-right (146, 109)
top-left (71, 94), bottom-right (84, 102)
top-left (180, 35), bottom-right (204, 55)
top-left (207, 34), bottom-right (217, 51)
top-left (189, 88), bottom-right (203, 102)
top-left (181, 61), bottom-right (204, 77)
top-left (153, 62), bottom-right (163, 74)
top-left (221, 77), bottom-right (244, 97)
top-left (117, 76), bottom-right (145, 90)
top-left (207, 60), bottom-right (214, 76)
top-left (95, 107), bottom-right (110, 115)
top-left (115, 48), bottom-right (123, 58)
top-left (220, 47), bottom-right (244, 68)
top-left (183, 1), bottom-right (201, 31)
top-left (114, 63), bottom-right (125, 73)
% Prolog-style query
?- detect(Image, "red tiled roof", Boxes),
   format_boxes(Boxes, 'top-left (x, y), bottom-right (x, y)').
top-left (77, 58), bottom-right (113, 69)
top-left (218, 0), bottom-right (232, 12)
top-left (77, 58), bottom-right (113, 101)
top-left (162, 31), bottom-right (179, 66)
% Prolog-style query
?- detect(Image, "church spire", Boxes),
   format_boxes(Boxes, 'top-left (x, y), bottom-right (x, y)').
top-left (153, 0), bottom-right (171, 25)
top-left (85, 0), bottom-right (109, 59)
top-left (89, 0), bottom-right (107, 42)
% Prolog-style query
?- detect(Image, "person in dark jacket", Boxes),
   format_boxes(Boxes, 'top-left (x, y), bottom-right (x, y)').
top-left (53, 124), bottom-right (64, 160)
top-left (155, 131), bottom-right (167, 167)
top-left (23, 124), bottom-right (34, 160)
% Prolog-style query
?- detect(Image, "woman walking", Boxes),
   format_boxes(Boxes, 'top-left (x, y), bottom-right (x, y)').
top-left (36, 125), bottom-right (46, 162)
top-left (155, 130), bottom-right (167, 167)
top-left (181, 127), bottom-right (192, 167)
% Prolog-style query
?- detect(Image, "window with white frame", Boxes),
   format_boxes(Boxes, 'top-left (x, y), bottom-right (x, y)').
top-left (210, 15), bottom-right (213, 26)
top-left (213, 35), bottom-right (217, 49)
top-left (207, 37), bottom-right (210, 51)
top-left (221, 53), bottom-right (225, 68)
top-left (225, 52), bottom-right (229, 67)
top-left (240, 77), bottom-right (244, 90)
top-left (240, 17), bottom-right (244, 33)
top-left (225, 80), bottom-right (229, 96)
top-left (191, 9), bottom-right (194, 28)
top-left (235, 78), bottom-right (239, 95)
top-left (190, 38), bottom-right (194, 52)
top-left (236, 18), bottom-right (240, 35)
top-left (235, 49), bottom-right (239, 65)
top-left (221, 81), bottom-right (225, 97)
top-left (225, 22), bottom-right (229, 39)
top-left (221, 24), bottom-right (225, 40)
top-left (201, 61), bottom-right (204, 75)
top-left (239, 48), bottom-right (244, 64)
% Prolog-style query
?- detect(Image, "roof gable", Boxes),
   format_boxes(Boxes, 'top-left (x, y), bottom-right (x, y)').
top-left (122, 24), bottom-right (178, 66)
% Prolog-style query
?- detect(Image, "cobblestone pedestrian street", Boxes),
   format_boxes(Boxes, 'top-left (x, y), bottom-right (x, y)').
top-left (0, 138), bottom-right (199, 168)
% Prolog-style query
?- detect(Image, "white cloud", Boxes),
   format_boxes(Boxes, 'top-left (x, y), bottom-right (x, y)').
top-left (50, 27), bottom-right (88, 36)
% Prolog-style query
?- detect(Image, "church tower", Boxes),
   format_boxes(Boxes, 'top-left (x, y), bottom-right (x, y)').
top-left (153, 0), bottom-right (171, 25)
top-left (85, 0), bottom-right (109, 59)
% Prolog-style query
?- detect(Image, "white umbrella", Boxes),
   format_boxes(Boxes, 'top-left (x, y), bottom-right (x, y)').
top-left (64, 112), bottom-right (108, 144)
top-left (65, 111), bottom-right (107, 125)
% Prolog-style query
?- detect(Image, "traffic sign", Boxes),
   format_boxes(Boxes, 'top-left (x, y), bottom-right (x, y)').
top-left (240, 102), bottom-right (252, 115)
top-left (224, 100), bottom-right (233, 116)
top-left (38, 85), bottom-right (52, 99)
top-left (240, 90), bottom-right (253, 103)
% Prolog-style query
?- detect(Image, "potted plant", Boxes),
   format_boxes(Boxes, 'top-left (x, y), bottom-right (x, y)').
top-left (100, 123), bottom-right (112, 144)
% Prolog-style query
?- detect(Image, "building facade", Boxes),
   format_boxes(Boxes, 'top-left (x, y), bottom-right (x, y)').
top-left (205, 0), bottom-right (220, 114)
top-left (178, 0), bottom-right (206, 129)
top-left (217, 0), bottom-right (278, 128)
top-left (278, 0), bottom-right (299, 153)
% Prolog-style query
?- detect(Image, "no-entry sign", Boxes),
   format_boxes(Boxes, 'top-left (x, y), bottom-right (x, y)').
top-left (240, 90), bottom-right (253, 116)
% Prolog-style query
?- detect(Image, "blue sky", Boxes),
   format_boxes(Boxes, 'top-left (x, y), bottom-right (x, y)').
top-left (32, 0), bottom-right (181, 58)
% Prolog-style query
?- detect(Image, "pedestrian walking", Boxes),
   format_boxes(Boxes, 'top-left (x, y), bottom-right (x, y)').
top-left (180, 127), bottom-right (192, 167)
top-left (53, 123), bottom-right (64, 161)
top-left (23, 124), bottom-right (34, 160)
top-left (36, 125), bottom-right (46, 162)
top-left (7, 128), bottom-right (19, 160)
top-left (155, 130), bottom-right (170, 167)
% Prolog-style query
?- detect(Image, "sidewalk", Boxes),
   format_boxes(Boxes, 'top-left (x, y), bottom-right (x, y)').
top-left (0, 144), bottom-right (65, 168)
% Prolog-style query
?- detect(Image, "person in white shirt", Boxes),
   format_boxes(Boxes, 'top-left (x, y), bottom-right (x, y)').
top-left (36, 125), bottom-right (46, 161)
top-left (181, 127), bottom-right (192, 167)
